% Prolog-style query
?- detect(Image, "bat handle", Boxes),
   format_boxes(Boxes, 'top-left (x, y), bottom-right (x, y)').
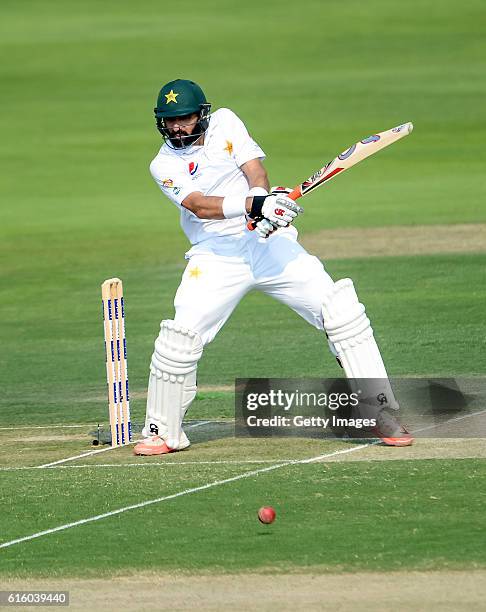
top-left (246, 186), bottom-right (302, 230)
top-left (287, 187), bottom-right (302, 201)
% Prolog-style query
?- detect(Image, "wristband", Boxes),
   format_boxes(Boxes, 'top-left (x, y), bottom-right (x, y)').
top-left (249, 195), bottom-right (267, 219)
top-left (248, 186), bottom-right (269, 197)
top-left (222, 195), bottom-right (247, 219)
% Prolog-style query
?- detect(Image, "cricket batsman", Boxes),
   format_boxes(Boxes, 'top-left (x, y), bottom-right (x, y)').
top-left (134, 78), bottom-right (413, 455)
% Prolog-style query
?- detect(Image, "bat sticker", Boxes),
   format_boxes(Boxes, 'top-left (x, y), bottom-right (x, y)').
top-left (338, 144), bottom-right (357, 160)
top-left (361, 135), bottom-right (380, 144)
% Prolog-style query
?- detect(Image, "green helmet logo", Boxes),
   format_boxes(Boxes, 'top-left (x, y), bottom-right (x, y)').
top-left (154, 79), bottom-right (211, 148)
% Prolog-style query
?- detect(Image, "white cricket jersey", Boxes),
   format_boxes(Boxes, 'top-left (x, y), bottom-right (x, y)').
top-left (149, 108), bottom-right (265, 256)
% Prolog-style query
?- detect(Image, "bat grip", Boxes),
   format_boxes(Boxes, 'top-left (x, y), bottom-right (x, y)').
top-left (246, 186), bottom-right (302, 230)
top-left (287, 187), bottom-right (301, 201)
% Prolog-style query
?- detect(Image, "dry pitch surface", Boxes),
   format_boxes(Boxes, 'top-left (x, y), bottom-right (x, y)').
top-left (302, 223), bottom-right (486, 260)
top-left (3, 570), bottom-right (486, 611)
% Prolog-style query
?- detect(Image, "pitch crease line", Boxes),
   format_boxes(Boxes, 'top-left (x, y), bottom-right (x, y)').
top-left (0, 424), bottom-right (93, 431)
top-left (0, 419), bottom-right (229, 433)
top-left (36, 421), bottom-right (213, 468)
top-left (0, 460), bottom-right (297, 471)
top-left (410, 408), bottom-right (486, 435)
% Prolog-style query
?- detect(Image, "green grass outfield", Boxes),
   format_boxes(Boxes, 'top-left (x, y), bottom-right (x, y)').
top-left (1, 0), bottom-right (486, 596)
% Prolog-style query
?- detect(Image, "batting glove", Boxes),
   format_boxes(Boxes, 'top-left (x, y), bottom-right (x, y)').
top-left (250, 194), bottom-right (303, 226)
top-left (255, 218), bottom-right (277, 239)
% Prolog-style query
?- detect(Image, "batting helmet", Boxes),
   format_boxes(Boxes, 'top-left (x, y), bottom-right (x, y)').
top-left (154, 79), bottom-right (211, 148)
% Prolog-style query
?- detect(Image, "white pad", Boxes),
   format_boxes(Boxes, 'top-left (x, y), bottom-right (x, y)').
top-left (144, 320), bottom-right (203, 449)
top-left (322, 278), bottom-right (398, 411)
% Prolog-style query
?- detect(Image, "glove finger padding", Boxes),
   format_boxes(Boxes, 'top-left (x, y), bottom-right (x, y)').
top-left (255, 218), bottom-right (277, 238)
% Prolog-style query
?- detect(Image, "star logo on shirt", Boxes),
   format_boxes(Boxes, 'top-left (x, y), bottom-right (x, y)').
top-left (165, 89), bottom-right (179, 104)
top-left (188, 267), bottom-right (202, 279)
top-left (224, 140), bottom-right (233, 155)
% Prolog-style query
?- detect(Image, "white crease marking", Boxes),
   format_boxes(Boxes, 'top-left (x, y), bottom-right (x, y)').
top-left (35, 421), bottom-right (214, 468)
top-left (0, 459), bottom-right (297, 471)
top-left (0, 424), bottom-right (93, 431)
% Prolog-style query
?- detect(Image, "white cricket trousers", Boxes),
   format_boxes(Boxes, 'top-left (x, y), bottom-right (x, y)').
top-left (173, 228), bottom-right (335, 346)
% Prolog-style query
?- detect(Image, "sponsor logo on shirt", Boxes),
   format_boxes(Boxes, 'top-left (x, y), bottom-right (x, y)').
top-left (161, 178), bottom-right (181, 196)
top-left (188, 161), bottom-right (199, 176)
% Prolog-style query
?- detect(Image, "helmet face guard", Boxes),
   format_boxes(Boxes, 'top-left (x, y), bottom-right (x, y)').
top-left (154, 79), bottom-right (211, 149)
top-left (155, 103), bottom-right (211, 149)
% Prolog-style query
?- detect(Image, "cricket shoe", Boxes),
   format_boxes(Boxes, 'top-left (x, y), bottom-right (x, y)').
top-left (133, 434), bottom-right (190, 456)
top-left (372, 409), bottom-right (414, 447)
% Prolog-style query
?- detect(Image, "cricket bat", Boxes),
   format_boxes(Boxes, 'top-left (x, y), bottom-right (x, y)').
top-left (248, 122), bottom-right (413, 229)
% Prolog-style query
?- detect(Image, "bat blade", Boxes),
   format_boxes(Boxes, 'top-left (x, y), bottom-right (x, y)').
top-left (288, 121), bottom-right (413, 201)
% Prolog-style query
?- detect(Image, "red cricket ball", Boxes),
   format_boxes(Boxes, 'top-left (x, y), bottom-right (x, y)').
top-left (258, 506), bottom-right (276, 524)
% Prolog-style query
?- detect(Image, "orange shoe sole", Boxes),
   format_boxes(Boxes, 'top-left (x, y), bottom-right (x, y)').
top-left (379, 434), bottom-right (414, 447)
top-left (133, 441), bottom-right (177, 456)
